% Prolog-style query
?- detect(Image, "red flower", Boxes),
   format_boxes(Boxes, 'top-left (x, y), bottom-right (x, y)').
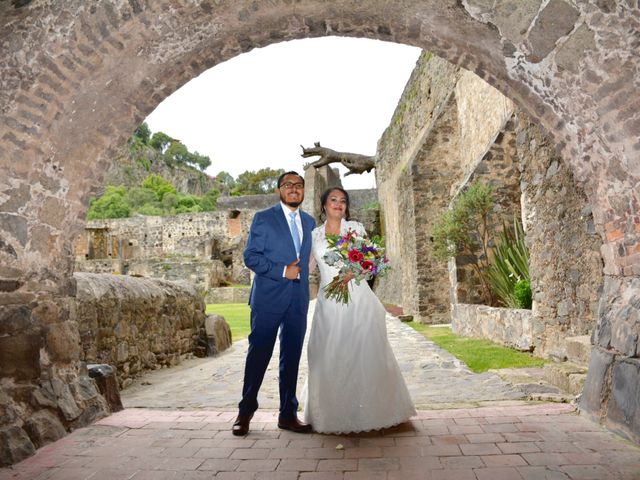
top-left (348, 249), bottom-right (364, 262)
top-left (360, 260), bottom-right (374, 271)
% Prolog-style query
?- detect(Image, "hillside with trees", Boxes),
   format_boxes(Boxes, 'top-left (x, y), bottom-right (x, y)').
top-left (88, 123), bottom-right (285, 219)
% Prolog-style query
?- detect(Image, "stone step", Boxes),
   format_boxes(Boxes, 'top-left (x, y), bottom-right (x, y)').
top-left (565, 335), bottom-right (592, 366)
top-left (543, 362), bottom-right (588, 396)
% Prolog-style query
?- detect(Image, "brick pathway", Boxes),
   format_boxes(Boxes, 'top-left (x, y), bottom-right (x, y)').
top-left (2, 307), bottom-right (640, 478)
top-left (2, 404), bottom-right (640, 479)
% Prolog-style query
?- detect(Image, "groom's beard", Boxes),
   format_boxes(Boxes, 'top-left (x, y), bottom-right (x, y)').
top-left (280, 191), bottom-right (304, 208)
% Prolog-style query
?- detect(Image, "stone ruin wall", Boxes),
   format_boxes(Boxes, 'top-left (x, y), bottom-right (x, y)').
top-left (75, 209), bottom-right (257, 291)
top-left (75, 185), bottom-right (380, 301)
top-left (514, 112), bottom-right (604, 359)
top-left (449, 116), bottom-right (522, 305)
top-left (376, 52), bottom-right (518, 322)
top-left (376, 52), bottom-right (603, 360)
top-left (375, 52), bottom-right (459, 321)
top-left (74, 273), bottom-right (207, 389)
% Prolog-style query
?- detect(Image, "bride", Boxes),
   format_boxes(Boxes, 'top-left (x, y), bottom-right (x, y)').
top-left (302, 187), bottom-right (416, 434)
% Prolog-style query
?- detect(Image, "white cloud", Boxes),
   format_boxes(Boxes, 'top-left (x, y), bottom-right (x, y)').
top-left (145, 37), bottom-right (421, 190)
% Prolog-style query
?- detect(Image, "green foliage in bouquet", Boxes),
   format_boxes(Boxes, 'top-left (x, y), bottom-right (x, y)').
top-left (484, 218), bottom-right (532, 309)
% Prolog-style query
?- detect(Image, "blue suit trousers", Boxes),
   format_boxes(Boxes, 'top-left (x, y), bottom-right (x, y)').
top-left (238, 281), bottom-right (307, 419)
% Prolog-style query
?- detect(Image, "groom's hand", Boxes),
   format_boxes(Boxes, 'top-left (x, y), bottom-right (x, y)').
top-left (285, 259), bottom-right (301, 280)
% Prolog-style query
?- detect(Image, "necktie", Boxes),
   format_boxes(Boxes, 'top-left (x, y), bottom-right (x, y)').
top-left (289, 211), bottom-right (301, 257)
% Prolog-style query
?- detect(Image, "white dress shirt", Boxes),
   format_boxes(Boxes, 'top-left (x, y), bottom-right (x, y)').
top-left (281, 202), bottom-right (303, 277)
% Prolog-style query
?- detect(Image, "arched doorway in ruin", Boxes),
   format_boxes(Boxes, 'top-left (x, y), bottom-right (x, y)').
top-left (1, 0), bottom-right (638, 459)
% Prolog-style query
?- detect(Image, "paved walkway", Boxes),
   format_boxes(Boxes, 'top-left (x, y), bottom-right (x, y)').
top-left (121, 304), bottom-right (526, 410)
top-left (2, 305), bottom-right (640, 479)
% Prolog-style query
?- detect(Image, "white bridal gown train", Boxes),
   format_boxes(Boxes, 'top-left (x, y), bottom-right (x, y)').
top-left (302, 219), bottom-right (416, 434)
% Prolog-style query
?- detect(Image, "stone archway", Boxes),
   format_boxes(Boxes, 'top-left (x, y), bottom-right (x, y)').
top-left (1, 0), bottom-right (638, 459)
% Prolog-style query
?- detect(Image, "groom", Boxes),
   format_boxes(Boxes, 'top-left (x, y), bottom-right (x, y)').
top-left (233, 171), bottom-right (316, 436)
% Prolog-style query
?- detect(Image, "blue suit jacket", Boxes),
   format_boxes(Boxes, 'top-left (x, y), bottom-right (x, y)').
top-left (244, 204), bottom-right (316, 314)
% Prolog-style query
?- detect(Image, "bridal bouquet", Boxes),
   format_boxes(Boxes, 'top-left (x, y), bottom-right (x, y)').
top-left (322, 228), bottom-right (390, 304)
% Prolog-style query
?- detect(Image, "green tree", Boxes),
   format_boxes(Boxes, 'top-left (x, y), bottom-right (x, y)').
top-left (432, 182), bottom-right (495, 304)
top-left (126, 186), bottom-right (158, 210)
top-left (175, 194), bottom-right (203, 214)
top-left (87, 186), bottom-right (131, 220)
top-left (232, 168), bottom-right (285, 195)
top-left (165, 141), bottom-right (190, 165)
top-left (216, 171), bottom-right (236, 193)
top-left (141, 174), bottom-right (176, 201)
top-left (190, 151), bottom-right (211, 171)
top-left (133, 122), bottom-right (151, 144)
top-left (198, 187), bottom-right (220, 211)
top-left (149, 131), bottom-right (173, 152)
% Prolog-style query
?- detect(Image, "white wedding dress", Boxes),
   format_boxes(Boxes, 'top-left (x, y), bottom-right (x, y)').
top-left (302, 219), bottom-right (416, 434)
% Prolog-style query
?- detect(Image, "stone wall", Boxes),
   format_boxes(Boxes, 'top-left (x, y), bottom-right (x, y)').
top-left (451, 303), bottom-right (534, 351)
top-left (205, 286), bottom-right (250, 304)
top-left (75, 210), bottom-right (255, 289)
top-left (451, 116), bottom-right (522, 305)
top-left (514, 112), bottom-right (604, 360)
top-left (376, 53), bottom-right (515, 322)
top-left (378, 51), bottom-right (603, 361)
top-left (376, 52), bottom-right (459, 319)
top-left (74, 273), bottom-right (206, 389)
top-left (217, 194), bottom-right (276, 211)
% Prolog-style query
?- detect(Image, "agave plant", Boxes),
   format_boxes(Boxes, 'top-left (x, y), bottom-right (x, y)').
top-left (484, 217), bottom-right (531, 309)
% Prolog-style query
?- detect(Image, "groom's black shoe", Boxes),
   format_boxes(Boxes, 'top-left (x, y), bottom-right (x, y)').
top-left (278, 415), bottom-right (313, 434)
top-left (232, 413), bottom-right (253, 436)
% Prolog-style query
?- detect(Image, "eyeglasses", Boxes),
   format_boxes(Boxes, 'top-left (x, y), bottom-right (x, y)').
top-left (280, 182), bottom-right (304, 190)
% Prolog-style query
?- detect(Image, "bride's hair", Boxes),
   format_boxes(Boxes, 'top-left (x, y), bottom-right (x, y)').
top-left (320, 187), bottom-right (351, 221)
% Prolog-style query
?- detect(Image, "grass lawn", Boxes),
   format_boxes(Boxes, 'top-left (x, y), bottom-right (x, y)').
top-left (206, 303), bottom-right (251, 342)
top-left (406, 322), bottom-right (546, 373)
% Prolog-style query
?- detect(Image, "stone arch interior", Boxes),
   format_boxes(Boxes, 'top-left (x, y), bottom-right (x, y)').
top-left (1, 0), bottom-right (638, 466)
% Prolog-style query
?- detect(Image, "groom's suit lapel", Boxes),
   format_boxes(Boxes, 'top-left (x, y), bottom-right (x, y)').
top-left (272, 204), bottom-right (297, 255)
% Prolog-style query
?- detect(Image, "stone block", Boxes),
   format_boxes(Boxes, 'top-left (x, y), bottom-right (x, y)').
top-left (204, 314), bottom-right (232, 355)
top-left (45, 321), bottom-right (81, 363)
top-left (607, 358), bottom-right (640, 443)
top-left (493, 0), bottom-right (542, 45)
top-left (526, 0), bottom-right (580, 63)
top-left (0, 426), bottom-right (35, 467)
top-left (88, 364), bottom-right (123, 413)
top-left (45, 378), bottom-right (81, 421)
top-left (0, 214), bottom-right (28, 246)
top-left (565, 335), bottom-right (592, 365)
top-left (580, 346), bottom-right (614, 416)
top-left (0, 305), bottom-right (32, 335)
top-left (24, 411), bottom-right (67, 449)
top-left (610, 307), bottom-right (640, 357)
top-left (0, 333), bottom-right (41, 380)
top-left (543, 362), bottom-right (587, 395)
top-left (555, 24), bottom-right (596, 73)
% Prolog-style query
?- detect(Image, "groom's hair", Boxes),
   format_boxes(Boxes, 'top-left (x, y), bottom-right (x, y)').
top-left (277, 171), bottom-right (305, 188)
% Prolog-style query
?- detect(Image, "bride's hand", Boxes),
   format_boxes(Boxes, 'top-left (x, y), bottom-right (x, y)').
top-left (342, 271), bottom-right (354, 285)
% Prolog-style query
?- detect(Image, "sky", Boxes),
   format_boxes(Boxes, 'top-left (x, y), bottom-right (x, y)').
top-left (145, 37), bottom-right (422, 190)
